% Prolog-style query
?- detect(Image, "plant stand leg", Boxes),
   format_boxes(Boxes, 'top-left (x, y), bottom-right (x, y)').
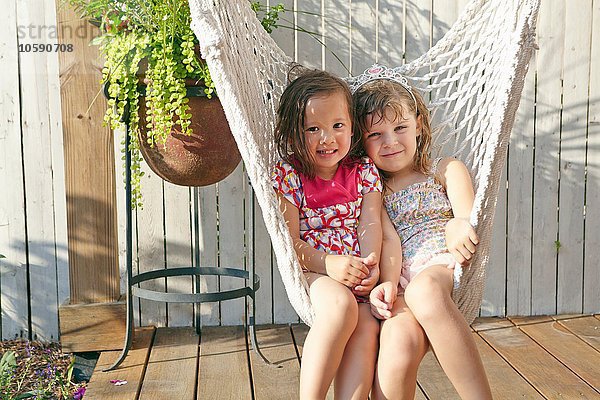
top-left (104, 119), bottom-right (134, 371)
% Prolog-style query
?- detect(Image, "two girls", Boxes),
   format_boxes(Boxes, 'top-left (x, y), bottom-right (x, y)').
top-left (273, 65), bottom-right (491, 399)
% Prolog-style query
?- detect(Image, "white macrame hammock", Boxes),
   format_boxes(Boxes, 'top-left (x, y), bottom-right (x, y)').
top-left (188, 0), bottom-right (541, 326)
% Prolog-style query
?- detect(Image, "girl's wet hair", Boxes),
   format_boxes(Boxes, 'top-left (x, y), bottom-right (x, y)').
top-left (275, 68), bottom-right (353, 179)
top-left (352, 79), bottom-right (432, 176)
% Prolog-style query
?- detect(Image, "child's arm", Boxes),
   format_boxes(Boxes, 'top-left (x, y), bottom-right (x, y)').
top-left (438, 157), bottom-right (479, 266)
top-left (353, 191), bottom-right (383, 296)
top-left (276, 192), bottom-right (370, 287)
top-left (369, 210), bottom-right (403, 319)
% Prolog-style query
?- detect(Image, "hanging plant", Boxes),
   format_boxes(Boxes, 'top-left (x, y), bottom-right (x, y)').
top-left (66, 0), bottom-right (285, 208)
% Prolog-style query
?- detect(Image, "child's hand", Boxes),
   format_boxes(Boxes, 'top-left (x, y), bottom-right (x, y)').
top-left (325, 254), bottom-right (370, 287)
top-left (369, 281), bottom-right (398, 320)
top-left (445, 217), bottom-right (479, 266)
top-left (352, 253), bottom-right (379, 296)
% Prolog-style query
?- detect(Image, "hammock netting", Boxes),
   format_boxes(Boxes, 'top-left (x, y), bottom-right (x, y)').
top-left (188, 0), bottom-right (541, 325)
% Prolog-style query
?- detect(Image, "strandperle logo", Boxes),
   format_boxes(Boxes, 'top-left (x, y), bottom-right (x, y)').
top-left (17, 23), bottom-right (97, 40)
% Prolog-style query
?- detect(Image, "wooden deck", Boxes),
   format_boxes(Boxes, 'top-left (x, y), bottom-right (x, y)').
top-left (85, 315), bottom-right (600, 399)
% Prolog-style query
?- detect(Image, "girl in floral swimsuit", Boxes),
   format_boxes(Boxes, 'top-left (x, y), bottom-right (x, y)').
top-left (351, 65), bottom-right (492, 400)
top-left (272, 68), bottom-right (382, 399)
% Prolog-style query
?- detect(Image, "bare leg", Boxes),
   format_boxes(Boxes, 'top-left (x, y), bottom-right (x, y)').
top-left (300, 273), bottom-right (359, 400)
top-left (371, 295), bottom-right (429, 400)
top-left (334, 303), bottom-right (380, 399)
top-left (404, 266), bottom-right (492, 400)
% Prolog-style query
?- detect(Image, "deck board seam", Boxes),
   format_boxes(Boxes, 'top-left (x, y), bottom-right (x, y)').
top-left (556, 319), bottom-right (600, 355)
top-left (138, 326), bottom-right (156, 400)
top-left (475, 330), bottom-right (548, 399)
top-left (516, 324), bottom-right (600, 395)
top-left (244, 324), bottom-right (256, 400)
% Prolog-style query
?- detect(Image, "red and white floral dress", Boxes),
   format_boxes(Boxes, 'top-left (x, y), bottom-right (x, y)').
top-left (271, 157), bottom-right (382, 267)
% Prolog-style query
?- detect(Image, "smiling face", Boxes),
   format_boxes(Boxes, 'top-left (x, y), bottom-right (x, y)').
top-left (362, 107), bottom-right (422, 178)
top-left (303, 90), bottom-right (353, 179)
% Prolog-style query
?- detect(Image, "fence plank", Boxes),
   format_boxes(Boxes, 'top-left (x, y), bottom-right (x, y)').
top-left (324, 0), bottom-right (350, 76)
top-left (219, 164), bottom-right (246, 325)
top-left (482, 165), bottom-right (506, 316)
top-left (297, 0), bottom-right (323, 70)
top-left (377, 0), bottom-right (404, 67)
top-left (136, 168), bottom-right (167, 327)
top-left (17, 0), bottom-right (62, 340)
top-left (531, 0), bottom-right (564, 315)
top-left (164, 184), bottom-right (193, 327)
top-left (269, 0), bottom-right (299, 324)
top-left (0, 0), bottom-right (28, 340)
top-left (271, 0), bottom-right (295, 58)
top-left (57, 3), bottom-right (117, 305)
top-left (557, 0), bottom-right (592, 314)
top-left (113, 128), bottom-right (128, 300)
top-left (248, 187), bottom-right (273, 325)
top-left (405, 0), bottom-right (431, 64)
top-left (198, 185), bottom-right (219, 326)
top-left (0, 263), bottom-right (28, 339)
top-left (350, 0), bottom-right (376, 74)
top-left (432, 0), bottom-right (459, 46)
top-left (48, 0), bottom-right (69, 309)
top-left (506, 56), bottom-right (536, 316)
top-left (584, 0), bottom-right (600, 313)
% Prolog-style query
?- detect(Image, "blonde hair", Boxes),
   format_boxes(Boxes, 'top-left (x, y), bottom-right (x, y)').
top-left (352, 79), bottom-right (432, 177)
top-left (275, 68), bottom-right (353, 179)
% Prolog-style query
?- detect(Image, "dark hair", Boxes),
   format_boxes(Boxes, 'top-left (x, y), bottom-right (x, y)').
top-left (352, 79), bottom-right (432, 177)
top-left (275, 68), bottom-right (353, 178)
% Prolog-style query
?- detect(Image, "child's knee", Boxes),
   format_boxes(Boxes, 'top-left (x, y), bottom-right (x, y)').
top-left (404, 270), bottom-right (451, 320)
top-left (379, 328), bottom-right (426, 374)
top-left (381, 321), bottom-right (426, 355)
top-left (313, 287), bottom-right (358, 326)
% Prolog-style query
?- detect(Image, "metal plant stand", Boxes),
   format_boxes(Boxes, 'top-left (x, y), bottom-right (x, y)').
top-left (104, 86), bottom-right (270, 371)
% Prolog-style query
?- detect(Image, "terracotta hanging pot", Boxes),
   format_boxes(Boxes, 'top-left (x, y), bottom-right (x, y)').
top-left (138, 92), bottom-right (241, 187)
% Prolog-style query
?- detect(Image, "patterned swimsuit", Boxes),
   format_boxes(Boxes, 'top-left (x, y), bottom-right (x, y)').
top-left (383, 159), bottom-right (457, 291)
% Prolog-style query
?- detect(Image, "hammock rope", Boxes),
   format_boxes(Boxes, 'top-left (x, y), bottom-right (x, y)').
top-left (188, 0), bottom-right (541, 326)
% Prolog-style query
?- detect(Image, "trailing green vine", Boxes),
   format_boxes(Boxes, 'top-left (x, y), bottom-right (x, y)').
top-left (66, 0), bottom-right (286, 208)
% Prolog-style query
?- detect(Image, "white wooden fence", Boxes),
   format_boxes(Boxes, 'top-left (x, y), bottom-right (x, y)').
top-left (1, 0), bottom-right (599, 341)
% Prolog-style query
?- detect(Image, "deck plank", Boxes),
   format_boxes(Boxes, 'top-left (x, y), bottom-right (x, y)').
top-left (559, 316), bottom-right (600, 351)
top-left (471, 317), bottom-right (514, 331)
top-left (197, 326), bottom-right (253, 399)
top-left (480, 326), bottom-right (599, 398)
top-left (508, 315), bottom-right (553, 326)
top-left (84, 327), bottom-right (155, 400)
top-left (520, 321), bottom-right (600, 390)
top-left (138, 327), bottom-right (199, 399)
top-left (250, 325), bottom-right (300, 399)
top-left (473, 333), bottom-right (542, 398)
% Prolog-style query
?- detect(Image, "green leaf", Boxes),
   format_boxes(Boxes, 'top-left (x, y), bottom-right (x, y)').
top-left (0, 351), bottom-right (17, 372)
top-left (14, 393), bottom-right (36, 399)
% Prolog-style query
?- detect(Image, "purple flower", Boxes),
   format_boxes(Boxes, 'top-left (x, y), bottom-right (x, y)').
top-left (73, 386), bottom-right (86, 400)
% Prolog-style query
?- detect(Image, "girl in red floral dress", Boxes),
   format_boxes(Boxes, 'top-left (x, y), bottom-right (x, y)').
top-left (272, 68), bottom-right (382, 399)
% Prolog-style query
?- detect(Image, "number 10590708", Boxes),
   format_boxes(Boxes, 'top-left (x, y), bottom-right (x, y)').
top-left (19, 43), bottom-right (73, 52)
